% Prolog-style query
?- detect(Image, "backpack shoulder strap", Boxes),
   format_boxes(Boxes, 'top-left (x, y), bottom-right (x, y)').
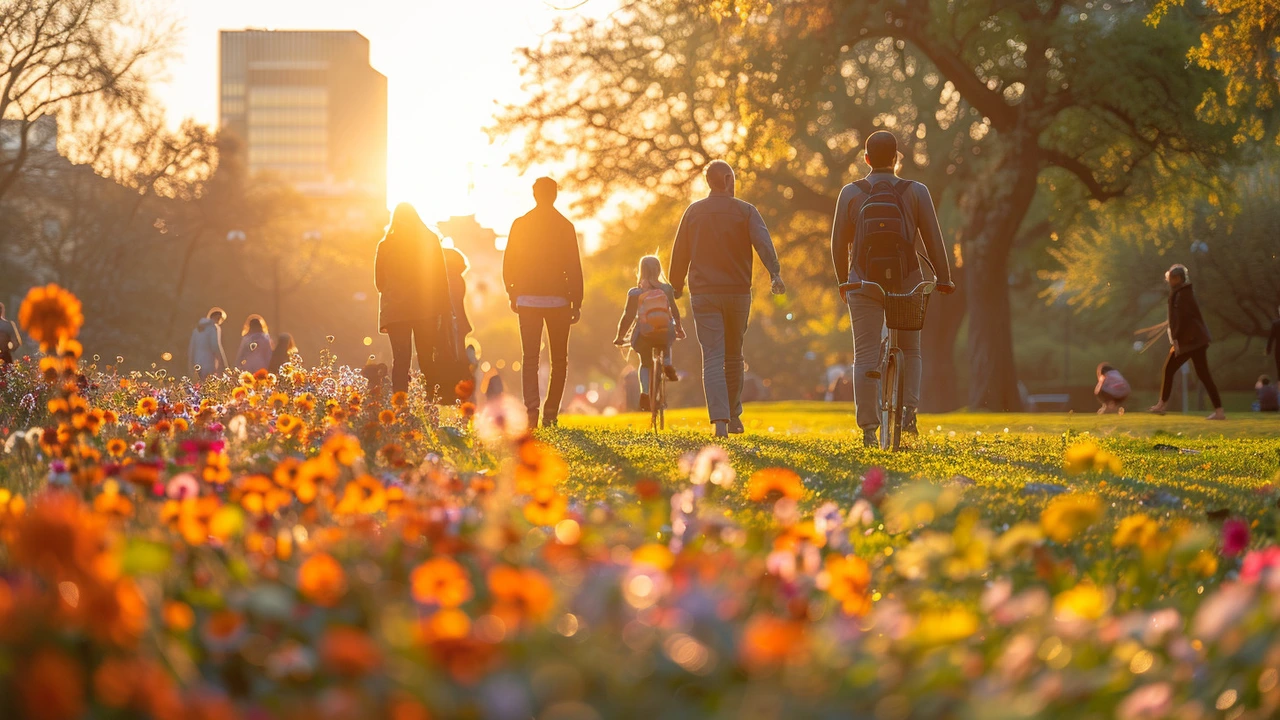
top-left (892, 179), bottom-right (912, 198)
top-left (854, 179), bottom-right (873, 195)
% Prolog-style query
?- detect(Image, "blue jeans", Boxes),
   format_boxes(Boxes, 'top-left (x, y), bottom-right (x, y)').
top-left (691, 294), bottom-right (751, 423)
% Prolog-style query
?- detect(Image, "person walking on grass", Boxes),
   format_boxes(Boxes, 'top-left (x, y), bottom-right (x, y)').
top-left (235, 315), bottom-right (274, 374)
top-left (503, 177), bottom-right (584, 428)
top-left (670, 160), bottom-right (785, 438)
top-left (830, 131), bottom-right (956, 447)
top-left (1149, 263), bottom-right (1226, 420)
top-left (613, 255), bottom-right (686, 412)
top-left (188, 307), bottom-right (229, 379)
top-left (376, 203), bottom-right (456, 396)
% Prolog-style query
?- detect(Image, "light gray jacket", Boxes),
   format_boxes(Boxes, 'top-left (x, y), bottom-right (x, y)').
top-left (830, 169), bottom-right (953, 288)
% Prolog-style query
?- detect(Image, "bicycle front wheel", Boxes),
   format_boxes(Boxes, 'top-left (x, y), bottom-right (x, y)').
top-left (881, 351), bottom-right (902, 451)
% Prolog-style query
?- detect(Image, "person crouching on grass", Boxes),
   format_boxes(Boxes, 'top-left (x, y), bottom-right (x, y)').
top-left (1095, 362), bottom-right (1131, 414)
top-left (613, 255), bottom-right (686, 412)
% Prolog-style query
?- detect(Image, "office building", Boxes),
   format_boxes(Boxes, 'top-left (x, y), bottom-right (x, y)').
top-left (219, 30), bottom-right (387, 208)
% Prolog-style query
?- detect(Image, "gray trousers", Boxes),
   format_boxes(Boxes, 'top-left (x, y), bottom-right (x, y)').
top-left (691, 294), bottom-right (751, 423)
top-left (849, 293), bottom-right (921, 430)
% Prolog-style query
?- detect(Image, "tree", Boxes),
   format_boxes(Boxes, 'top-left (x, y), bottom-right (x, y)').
top-left (1149, 0), bottom-right (1280, 145)
top-left (493, 0), bottom-right (987, 408)
top-left (496, 0), bottom-right (1233, 410)
top-left (0, 0), bottom-right (174, 202)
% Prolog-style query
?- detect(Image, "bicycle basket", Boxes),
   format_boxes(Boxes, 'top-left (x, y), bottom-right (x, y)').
top-left (883, 290), bottom-right (930, 331)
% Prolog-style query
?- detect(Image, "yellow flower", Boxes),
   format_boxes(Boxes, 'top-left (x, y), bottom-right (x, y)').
top-left (1113, 514), bottom-right (1160, 550)
top-left (1065, 441), bottom-right (1122, 475)
top-left (1054, 582), bottom-right (1109, 621)
top-left (523, 485), bottom-right (568, 526)
top-left (913, 606), bottom-right (979, 646)
top-left (135, 397), bottom-right (158, 417)
top-left (1187, 549), bottom-right (1219, 577)
top-left (824, 554), bottom-right (872, 616)
top-left (747, 468), bottom-right (806, 503)
top-left (276, 414), bottom-right (304, 437)
top-left (294, 392), bottom-right (317, 412)
top-left (1039, 493), bottom-right (1103, 544)
top-left (18, 283), bottom-right (83, 350)
top-left (993, 522), bottom-right (1045, 561)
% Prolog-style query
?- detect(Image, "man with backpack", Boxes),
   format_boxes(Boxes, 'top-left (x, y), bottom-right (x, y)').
top-left (830, 131), bottom-right (956, 447)
top-left (670, 160), bottom-right (785, 438)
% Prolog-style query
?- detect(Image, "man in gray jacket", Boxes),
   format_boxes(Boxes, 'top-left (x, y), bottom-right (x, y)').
top-left (670, 160), bottom-right (785, 437)
top-left (831, 131), bottom-right (955, 446)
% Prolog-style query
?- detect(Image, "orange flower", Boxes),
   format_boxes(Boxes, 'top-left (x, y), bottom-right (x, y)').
top-left (202, 451), bottom-right (231, 485)
top-left (410, 557), bottom-right (473, 607)
top-left (747, 468), bottom-right (805, 503)
top-left (740, 614), bottom-right (806, 668)
top-left (455, 379), bottom-right (476, 400)
top-left (515, 438), bottom-right (567, 493)
top-left (163, 600), bottom-right (195, 631)
top-left (105, 438), bottom-right (128, 458)
top-left (78, 577), bottom-right (149, 647)
top-left (18, 283), bottom-right (83, 350)
top-left (135, 397), bottom-right (158, 416)
top-left (379, 409), bottom-right (397, 425)
top-left (8, 492), bottom-right (109, 583)
top-left (92, 482), bottom-right (134, 519)
top-left (391, 391), bottom-right (409, 408)
top-left (824, 554), bottom-right (872, 616)
top-left (334, 475), bottom-right (387, 515)
top-left (20, 647), bottom-right (84, 720)
top-left (488, 565), bottom-right (554, 626)
top-left (320, 626), bottom-right (382, 677)
top-left (276, 413), bottom-right (304, 437)
top-left (233, 474), bottom-right (291, 515)
top-left (268, 392), bottom-right (289, 410)
top-left (322, 433), bottom-right (363, 466)
top-left (420, 608), bottom-right (472, 642)
top-left (294, 392), bottom-right (318, 412)
top-left (523, 485), bottom-right (567, 526)
top-left (298, 552), bottom-right (348, 607)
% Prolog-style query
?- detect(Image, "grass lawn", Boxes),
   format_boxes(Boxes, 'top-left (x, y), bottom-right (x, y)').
top-left (549, 402), bottom-right (1280, 528)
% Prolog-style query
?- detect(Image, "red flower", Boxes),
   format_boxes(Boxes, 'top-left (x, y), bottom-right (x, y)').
top-left (1242, 547), bottom-right (1280, 582)
top-left (1222, 518), bottom-right (1250, 557)
top-left (861, 467), bottom-right (885, 499)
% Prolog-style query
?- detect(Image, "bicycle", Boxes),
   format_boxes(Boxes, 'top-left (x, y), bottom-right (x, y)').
top-left (838, 276), bottom-right (937, 451)
top-left (646, 345), bottom-right (667, 432)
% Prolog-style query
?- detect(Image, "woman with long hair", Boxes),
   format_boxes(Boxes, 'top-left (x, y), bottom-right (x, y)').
top-left (612, 254), bottom-right (685, 411)
top-left (235, 314), bottom-right (274, 374)
top-left (268, 332), bottom-right (298, 373)
top-left (375, 203), bottom-right (455, 395)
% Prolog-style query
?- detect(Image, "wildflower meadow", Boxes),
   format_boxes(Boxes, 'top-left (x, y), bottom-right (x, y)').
top-left (3, 284), bottom-right (1280, 720)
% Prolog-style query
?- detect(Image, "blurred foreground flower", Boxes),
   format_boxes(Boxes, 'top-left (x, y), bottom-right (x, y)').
top-left (1040, 493), bottom-right (1102, 543)
top-left (19, 283), bottom-right (83, 350)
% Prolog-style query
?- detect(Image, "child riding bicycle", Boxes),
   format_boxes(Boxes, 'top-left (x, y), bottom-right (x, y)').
top-left (613, 255), bottom-right (686, 411)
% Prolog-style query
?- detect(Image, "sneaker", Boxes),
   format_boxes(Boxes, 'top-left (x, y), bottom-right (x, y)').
top-left (902, 407), bottom-right (918, 435)
top-left (541, 416), bottom-right (559, 428)
top-left (663, 365), bottom-right (679, 382)
top-left (714, 421), bottom-right (729, 438)
top-left (639, 393), bottom-right (651, 412)
top-left (729, 418), bottom-right (745, 435)
top-left (863, 429), bottom-right (878, 447)
top-left (1206, 408), bottom-right (1226, 421)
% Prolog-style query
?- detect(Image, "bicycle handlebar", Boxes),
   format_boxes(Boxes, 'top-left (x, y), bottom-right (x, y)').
top-left (838, 279), bottom-right (937, 299)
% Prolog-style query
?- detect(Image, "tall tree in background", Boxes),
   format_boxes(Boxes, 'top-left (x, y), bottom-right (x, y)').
top-left (0, 0), bottom-right (173, 201)
top-left (497, 0), bottom-right (1232, 409)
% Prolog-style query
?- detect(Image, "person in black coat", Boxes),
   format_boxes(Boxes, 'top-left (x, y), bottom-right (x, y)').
top-left (1266, 304), bottom-right (1280, 381)
top-left (375, 203), bottom-right (456, 395)
top-left (1149, 264), bottom-right (1225, 419)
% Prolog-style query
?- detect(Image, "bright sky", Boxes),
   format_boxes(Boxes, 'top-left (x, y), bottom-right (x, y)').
top-left (154, 0), bottom-right (611, 244)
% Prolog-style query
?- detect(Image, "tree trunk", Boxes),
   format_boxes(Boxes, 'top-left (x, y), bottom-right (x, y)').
top-left (920, 266), bottom-right (965, 412)
top-left (958, 151), bottom-right (1041, 411)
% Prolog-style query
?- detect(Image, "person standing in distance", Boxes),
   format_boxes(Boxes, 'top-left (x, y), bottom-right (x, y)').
top-left (1149, 263), bottom-right (1225, 420)
top-left (670, 160), bottom-right (785, 438)
top-left (503, 177), bottom-right (584, 428)
top-left (830, 130), bottom-right (956, 447)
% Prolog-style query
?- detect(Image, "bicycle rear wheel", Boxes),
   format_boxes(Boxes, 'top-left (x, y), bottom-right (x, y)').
top-left (650, 352), bottom-right (663, 432)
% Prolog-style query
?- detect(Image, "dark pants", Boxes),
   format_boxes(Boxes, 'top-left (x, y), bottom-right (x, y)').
top-left (691, 294), bottom-right (751, 423)
top-left (1160, 346), bottom-right (1222, 408)
top-left (518, 307), bottom-right (572, 421)
top-left (386, 319), bottom-right (447, 395)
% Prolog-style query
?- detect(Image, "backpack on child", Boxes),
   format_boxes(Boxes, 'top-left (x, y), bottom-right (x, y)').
top-left (848, 178), bottom-right (919, 294)
top-left (635, 287), bottom-right (673, 339)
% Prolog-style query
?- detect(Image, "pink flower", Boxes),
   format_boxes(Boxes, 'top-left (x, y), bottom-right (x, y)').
top-left (861, 467), bottom-right (885, 499)
top-left (166, 472), bottom-right (200, 500)
top-left (1241, 546), bottom-right (1280, 583)
top-left (1222, 518), bottom-right (1250, 557)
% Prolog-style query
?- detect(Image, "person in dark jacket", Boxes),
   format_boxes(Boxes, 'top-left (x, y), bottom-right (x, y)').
top-left (235, 315), bottom-right (274, 374)
top-left (670, 160), bottom-right (786, 437)
top-left (503, 177), bottom-right (583, 428)
top-left (376, 203), bottom-right (456, 395)
top-left (443, 248), bottom-right (473, 351)
top-left (0, 302), bottom-right (23, 366)
top-left (1267, 304), bottom-right (1280, 380)
top-left (1149, 264), bottom-right (1225, 419)
top-left (268, 333), bottom-right (297, 373)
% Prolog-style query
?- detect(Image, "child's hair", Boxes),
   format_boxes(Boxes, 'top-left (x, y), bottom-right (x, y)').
top-left (443, 247), bottom-right (470, 276)
top-left (1097, 362), bottom-right (1115, 376)
top-left (243, 314), bottom-right (268, 337)
top-left (1261, 375), bottom-right (1273, 386)
top-left (636, 255), bottom-right (665, 288)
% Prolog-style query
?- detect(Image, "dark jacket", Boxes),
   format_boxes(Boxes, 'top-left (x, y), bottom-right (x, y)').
top-left (1268, 319), bottom-right (1280, 357)
top-left (830, 170), bottom-right (953, 287)
top-left (1167, 282), bottom-right (1211, 355)
top-left (375, 226), bottom-right (452, 333)
top-left (448, 270), bottom-right (472, 341)
top-left (669, 190), bottom-right (781, 297)
top-left (614, 282), bottom-right (683, 345)
top-left (503, 204), bottom-right (583, 308)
